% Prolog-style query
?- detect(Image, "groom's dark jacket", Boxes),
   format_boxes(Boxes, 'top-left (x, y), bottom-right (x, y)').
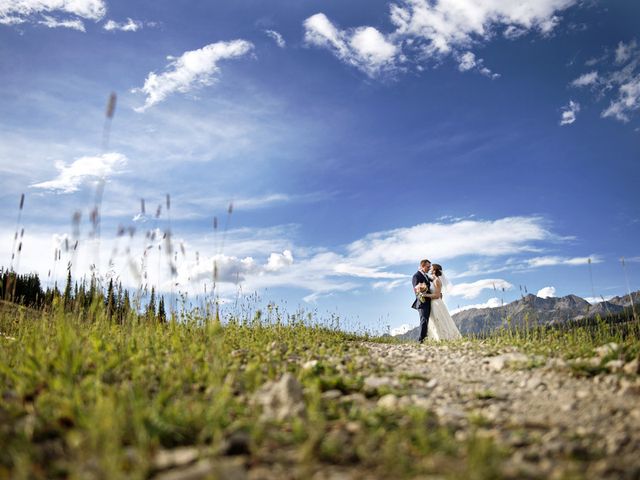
top-left (411, 270), bottom-right (431, 310)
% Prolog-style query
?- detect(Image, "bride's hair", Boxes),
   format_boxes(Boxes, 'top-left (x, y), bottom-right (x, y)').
top-left (432, 264), bottom-right (443, 277)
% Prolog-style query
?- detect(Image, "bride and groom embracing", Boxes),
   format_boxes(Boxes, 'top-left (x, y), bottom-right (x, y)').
top-left (411, 259), bottom-right (462, 342)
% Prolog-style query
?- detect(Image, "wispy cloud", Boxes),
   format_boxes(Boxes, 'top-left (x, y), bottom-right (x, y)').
top-left (103, 18), bottom-right (144, 32)
top-left (372, 279), bottom-right (406, 292)
top-left (30, 152), bottom-right (127, 193)
top-left (133, 40), bottom-right (254, 111)
top-left (571, 39), bottom-right (640, 123)
top-left (265, 29), bottom-right (285, 48)
top-left (560, 100), bottom-right (580, 125)
top-left (450, 297), bottom-right (501, 315)
top-left (346, 216), bottom-right (552, 267)
top-left (38, 15), bottom-right (85, 31)
top-left (447, 278), bottom-right (513, 299)
top-left (571, 70), bottom-right (599, 87)
top-left (526, 255), bottom-right (600, 268)
top-left (0, 0), bottom-right (106, 27)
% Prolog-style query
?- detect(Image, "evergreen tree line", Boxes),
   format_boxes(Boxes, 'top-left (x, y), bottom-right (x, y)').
top-left (0, 267), bottom-right (167, 323)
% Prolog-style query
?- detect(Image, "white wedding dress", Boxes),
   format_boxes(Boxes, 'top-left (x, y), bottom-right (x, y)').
top-left (428, 278), bottom-right (462, 340)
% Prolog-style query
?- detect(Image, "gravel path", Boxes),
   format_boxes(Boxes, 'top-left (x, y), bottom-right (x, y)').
top-left (360, 341), bottom-right (640, 479)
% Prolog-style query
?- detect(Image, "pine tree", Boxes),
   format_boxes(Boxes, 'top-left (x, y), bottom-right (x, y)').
top-left (158, 296), bottom-right (167, 323)
top-left (122, 289), bottom-right (131, 323)
top-left (63, 268), bottom-right (72, 311)
top-left (106, 279), bottom-right (115, 320)
top-left (147, 287), bottom-right (156, 321)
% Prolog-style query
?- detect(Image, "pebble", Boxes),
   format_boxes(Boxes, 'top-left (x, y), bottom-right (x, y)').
top-left (253, 373), bottom-right (306, 421)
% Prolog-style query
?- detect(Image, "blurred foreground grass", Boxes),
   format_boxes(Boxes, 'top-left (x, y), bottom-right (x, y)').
top-left (0, 302), bottom-right (503, 480)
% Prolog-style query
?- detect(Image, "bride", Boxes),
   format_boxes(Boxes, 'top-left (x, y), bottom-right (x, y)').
top-left (427, 264), bottom-right (462, 340)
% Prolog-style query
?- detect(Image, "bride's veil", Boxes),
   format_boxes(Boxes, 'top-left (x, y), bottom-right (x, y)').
top-left (440, 272), bottom-right (453, 295)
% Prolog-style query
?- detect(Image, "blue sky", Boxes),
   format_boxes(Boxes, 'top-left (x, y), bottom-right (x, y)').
top-left (1, 0), bottom-right (639, 334)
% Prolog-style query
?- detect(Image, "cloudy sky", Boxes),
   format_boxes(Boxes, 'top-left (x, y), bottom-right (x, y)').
top-left (1, 0), bottom-right (639, 334)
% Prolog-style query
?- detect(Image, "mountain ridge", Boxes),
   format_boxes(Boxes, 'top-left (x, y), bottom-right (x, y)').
top-left (395, 290), bottom-right (640, 340)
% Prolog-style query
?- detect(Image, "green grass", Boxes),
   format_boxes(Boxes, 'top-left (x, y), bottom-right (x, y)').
top-left (476, 315), bottom-right (640, 366)
top-left (0, 303), bottom-right (504, 480)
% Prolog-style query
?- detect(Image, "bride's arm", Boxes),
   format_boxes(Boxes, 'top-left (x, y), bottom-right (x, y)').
top-left (428, 278), bottom-right (443, 299)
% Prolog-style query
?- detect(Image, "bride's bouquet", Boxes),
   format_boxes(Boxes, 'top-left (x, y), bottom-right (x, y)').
top-left (414, 282), bottom-right (429, 304)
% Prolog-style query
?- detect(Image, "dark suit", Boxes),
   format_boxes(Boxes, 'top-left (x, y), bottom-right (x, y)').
top-left (411, 270), bottom-right (431, 343)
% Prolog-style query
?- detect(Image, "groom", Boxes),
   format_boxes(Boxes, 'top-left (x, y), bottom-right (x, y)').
top-left (411, 259), bottom-right (440, 343)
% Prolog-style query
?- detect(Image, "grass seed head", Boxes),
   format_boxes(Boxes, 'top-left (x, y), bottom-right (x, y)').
top-left (106, 92), bottom-right (117, 119)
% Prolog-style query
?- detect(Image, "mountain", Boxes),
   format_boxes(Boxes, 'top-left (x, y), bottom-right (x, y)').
top-left (395, 290), bottom-right (639, 340)
top-left (605, 291), bottom-right (640, 308)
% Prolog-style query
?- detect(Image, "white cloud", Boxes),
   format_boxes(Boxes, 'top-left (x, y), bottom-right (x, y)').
top-left (30, 152), bottom-right (127, 193)
top-left (456, 51), bottom-right (499, 78)
top-left (133, 40), bottom-right (254, 111)
top-left (526, 255), bottom-right (600, 267)
top-left (305, 0), bottom-right (577, 78)
top-left (346, 216), bottom-right (551, 267)
top-left (390, 323), bottom-right (412, 335)
top-left (571, 71), bottom-right (598, 87)
top-left (559, 100), bottom-right (580, 125)
top-left (303, 13), bottom-right (399, 77)
top-left (615, 40), bottom-right (637, 65)
top-left (334, 264), bottom-right (405, 279)
top-left (450, 297), bottom-right (501, 315)
top-left (265, 29), bottom-right (285, 48)
top-left (265, 250), bottom-right (293, 272)
top-left (503, 25), bottom-right (527, 40)
top-left (602, 75), bottom-right (640, 122)
top-left (584, 295), bottom-right (614, 305)
top-left (571, 40), bottom-right (640, 124)
top-left (0, 0), bottom-right (106, 26)
top-left (457, 51), bottom-right (477, 71)
top-left (38, 15), bottom-right (85, 31)
top-left (372, 279), bottom-right (406, 291)
top-left (536, 286), bottom-right (556, 298)
top-left (103, 18), bottom-right (142, 32)
top-left (179, 253), bottom-right (257, 285)
top-left (389, 0), bottom-right (576, 55)
top-left (447, 278), bottom-right (513, 299)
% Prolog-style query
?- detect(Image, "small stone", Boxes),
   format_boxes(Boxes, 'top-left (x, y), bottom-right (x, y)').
top-left (606, 360), bottom-right (625, 373)
top-left (576, 390), bottom-right (590, 400)
top-left (340, 393), bottom-right (367, 405)
top-left (302, 360), bottom-right (318, 371)
top-left (595, 342), bottom-right (619, 358)
top-left (321, 390), bottom-right (343, 401)
top-left (363, 376), bottom-right (394, 394)
top-left (525, 376), bottom-right (546, 390)
top-left (485, 352), bottom-right (529, 371)
top-left (153, 458), bottom-right (247, 480)
top-left (377, 394), bottom-right (399, 410)
top-left (623, 358), bottom-right (639, 375)
top-left (345, 421), bottom-right (361, 434)
top-left (253, 373), bottom-right (306, 421)
top-left (153, 447), bottom-right (200, 471)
